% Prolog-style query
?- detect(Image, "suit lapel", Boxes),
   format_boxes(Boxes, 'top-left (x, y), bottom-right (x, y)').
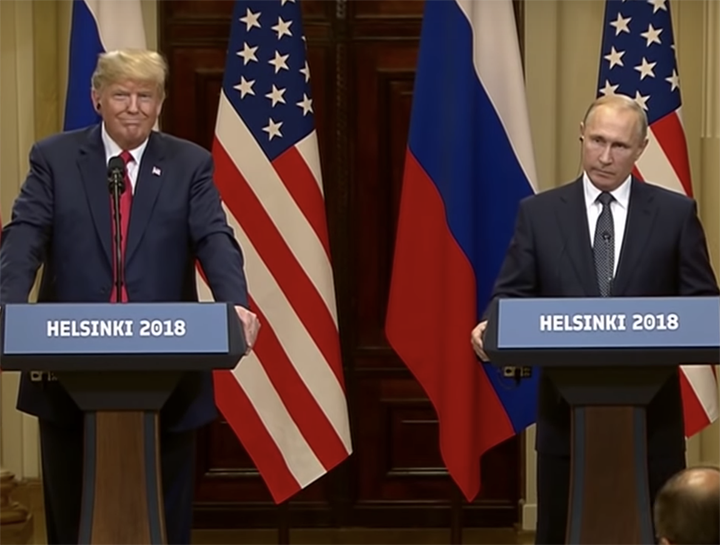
top-left (125, 132), bottom-right (166, 265)
top-left (78, 126), bottom-right (112, 266)
top-left (556, 178), bottom-right (600, 296)
top-left (611, 178), bottom-right (657, 295)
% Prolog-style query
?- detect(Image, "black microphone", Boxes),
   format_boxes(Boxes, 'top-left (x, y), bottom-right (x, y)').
top-left (107, 156), bottom-right (126, 302)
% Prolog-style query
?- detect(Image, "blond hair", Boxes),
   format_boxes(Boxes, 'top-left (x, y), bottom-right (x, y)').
top-left (91, 49), bottom-right (167, 98)
top-left (582, 94), bottom-right (648, 142)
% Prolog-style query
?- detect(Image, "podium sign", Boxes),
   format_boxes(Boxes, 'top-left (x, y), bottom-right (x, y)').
top-left (0, 302), bottom-right (245, 372)
top-left (485, 296), bottom-right (720, 366)
top-left (0, 302), bottom-right (246, 545)
top-left (4, 302), bottom-right (229, 352)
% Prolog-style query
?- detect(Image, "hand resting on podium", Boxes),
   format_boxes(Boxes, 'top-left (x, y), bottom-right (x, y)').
top-left (470, 320), bottom-right (489, 362)
top-left (235, 305), bottom-right (260, 354)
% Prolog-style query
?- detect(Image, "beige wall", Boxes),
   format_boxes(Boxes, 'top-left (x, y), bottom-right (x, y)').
top-left (0, 0), bottom-right (157, 480)
top-left (0, 0), bottom-right (718, 531)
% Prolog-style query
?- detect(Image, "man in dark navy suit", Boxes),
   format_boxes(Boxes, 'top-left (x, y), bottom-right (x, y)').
top-left (470, 94), bottom-right (719, 544)
top-left (0, 49), bottom-right (260, 545)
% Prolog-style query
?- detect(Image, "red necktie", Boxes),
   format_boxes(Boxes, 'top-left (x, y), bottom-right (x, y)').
top-left (110, 150), bottom-right (133, 303)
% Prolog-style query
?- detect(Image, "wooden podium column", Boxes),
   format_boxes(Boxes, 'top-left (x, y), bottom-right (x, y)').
top-left (566, 406), bottom-right (653, 544)
top-left (78, 412), bottom-right (167, 545)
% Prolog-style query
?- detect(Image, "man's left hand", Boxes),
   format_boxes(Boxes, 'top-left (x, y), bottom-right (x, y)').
top-left (235, 305), bottom-right (260, 354)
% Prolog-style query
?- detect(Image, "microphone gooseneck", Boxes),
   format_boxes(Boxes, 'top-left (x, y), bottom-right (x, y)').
top-left (107, 156), bottom-right (126, 303)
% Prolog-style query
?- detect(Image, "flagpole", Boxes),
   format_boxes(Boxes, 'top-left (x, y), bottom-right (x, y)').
top-left (277, 499), bottom-right (289, 544)
top-left (450, 482), bottom-right (464, 544)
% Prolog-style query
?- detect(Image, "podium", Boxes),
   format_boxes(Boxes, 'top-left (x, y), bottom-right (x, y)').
top-left (483, 296), bottom-right (720, 545)
top-left (0, 302), bottom-right (247, 545)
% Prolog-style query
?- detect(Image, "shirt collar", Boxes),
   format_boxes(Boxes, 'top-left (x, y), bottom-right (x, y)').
top-left (101, 123), bottom-right (149, 166)
top-left (583, 171), bottom-right (631, 210)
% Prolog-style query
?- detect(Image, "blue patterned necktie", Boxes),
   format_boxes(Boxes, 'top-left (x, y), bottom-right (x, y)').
top-left (593, 192), bottom-right (614, 297)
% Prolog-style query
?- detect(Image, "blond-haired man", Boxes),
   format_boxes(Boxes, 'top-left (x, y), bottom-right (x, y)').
top-left (0, 49), bottom-right (259, 544)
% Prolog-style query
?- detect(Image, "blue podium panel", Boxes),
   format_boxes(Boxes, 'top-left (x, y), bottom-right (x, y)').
top-left (484, 296), bottom-right (720, 367)
top-left (0, 302), bottom-right (246, 371)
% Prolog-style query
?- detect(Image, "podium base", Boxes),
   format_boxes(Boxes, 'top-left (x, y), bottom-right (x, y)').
top-left (79, 412), bottom-right (167, 545)
top-left (566, 406), bottom-right (654, 544)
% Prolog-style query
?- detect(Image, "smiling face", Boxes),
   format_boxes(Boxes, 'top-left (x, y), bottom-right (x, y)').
top-left (579, 102), bottom-right (648, 191)
top-left (91, 78), bottom-right (163, 150)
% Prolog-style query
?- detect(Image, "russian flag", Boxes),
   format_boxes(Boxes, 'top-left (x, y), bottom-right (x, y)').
top-left (64, 0), bottom-right (147, 130)
top-left (385, 0), bottom-right (539, 501)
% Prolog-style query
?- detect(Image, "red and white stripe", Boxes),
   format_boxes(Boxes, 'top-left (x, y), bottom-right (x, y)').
top-left (634, 107), bottom-right (718, 437)
top-left (200, 92), bottom-right (352, 502)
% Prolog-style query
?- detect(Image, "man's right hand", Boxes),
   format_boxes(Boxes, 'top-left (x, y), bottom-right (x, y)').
top-left (235, 305), bottom-right (260, 355)
top-left (471, 320), bottom-right (489, 361)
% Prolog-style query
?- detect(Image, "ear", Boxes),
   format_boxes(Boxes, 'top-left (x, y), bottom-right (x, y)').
top-left (636, 136), bottom-right (649, 160)
top-left (659, 537), bottom-right (671, 545)
top-left (91, 89), bottom-right (101, 112)
top-left (579, 122), bottom-right (585, 141)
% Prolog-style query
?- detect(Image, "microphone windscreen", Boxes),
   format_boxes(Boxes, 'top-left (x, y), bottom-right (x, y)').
top-left (108, 156), bottom-right (125, 172)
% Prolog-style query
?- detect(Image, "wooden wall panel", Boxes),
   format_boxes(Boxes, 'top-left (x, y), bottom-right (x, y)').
top-left (159, 0), bottom-right (524, 529)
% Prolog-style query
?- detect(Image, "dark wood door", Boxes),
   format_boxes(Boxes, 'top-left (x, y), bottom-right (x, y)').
top-left (159, 0), bottom-right (524, 529)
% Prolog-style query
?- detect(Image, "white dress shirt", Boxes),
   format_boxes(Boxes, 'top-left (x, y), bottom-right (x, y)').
top-left (101, 123), bottom-right (149, 195)
top-left (582, 172), bottom-right (631, 276)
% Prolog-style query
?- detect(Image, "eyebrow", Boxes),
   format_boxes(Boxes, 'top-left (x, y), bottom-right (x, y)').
top-left (587, 133), bottom-right (634, 145)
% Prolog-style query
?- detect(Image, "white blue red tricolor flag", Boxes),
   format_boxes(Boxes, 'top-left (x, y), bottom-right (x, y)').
top-left (63, 0), bottom-right (147, 130)
top-left (597, 0), bottom-right (718, 436)
top-left (385, 0), bottom-right (539, 501)
top-left (200, 0), bottom-right (351, 503)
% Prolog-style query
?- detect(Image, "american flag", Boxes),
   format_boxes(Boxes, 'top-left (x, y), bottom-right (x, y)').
top-left (200, 0), bottom-right (352, 503)
top-left (597, 0), bottom-right (718, 436)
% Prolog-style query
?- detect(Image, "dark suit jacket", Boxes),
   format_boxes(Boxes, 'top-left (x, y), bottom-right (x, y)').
top-left (487, 176), bottom-right (719, 457)
top-left (0, 125), bottom-right (249, 432)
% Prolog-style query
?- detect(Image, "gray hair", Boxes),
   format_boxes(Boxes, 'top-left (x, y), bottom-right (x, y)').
top-left (582, 94), bottom-right (648, 142)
